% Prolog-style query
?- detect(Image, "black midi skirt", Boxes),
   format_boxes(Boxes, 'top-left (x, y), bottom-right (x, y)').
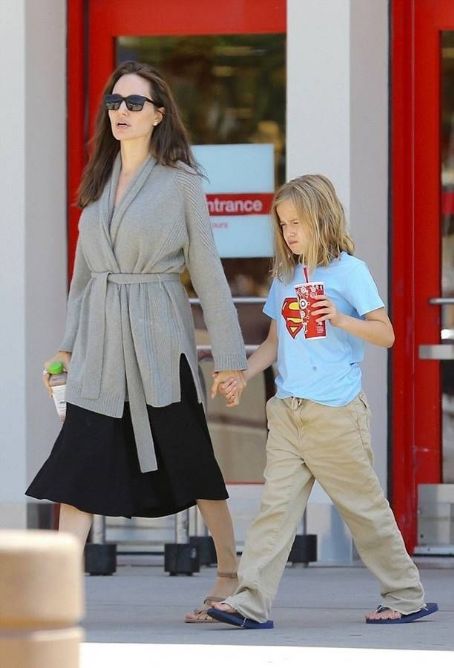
top-left (26, 356), bottom-right (228, 518)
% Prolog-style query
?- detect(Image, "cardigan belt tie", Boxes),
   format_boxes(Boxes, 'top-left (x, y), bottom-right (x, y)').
top-left (81, 271), bottom-right (180, 473)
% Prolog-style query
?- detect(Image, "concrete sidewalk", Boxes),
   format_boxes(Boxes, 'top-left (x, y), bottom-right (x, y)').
top-left (80, 556), bottom-right (454, 666)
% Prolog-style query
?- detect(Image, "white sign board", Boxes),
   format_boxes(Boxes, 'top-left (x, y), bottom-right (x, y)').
top-left (192, 144), bottom-right (274, 258)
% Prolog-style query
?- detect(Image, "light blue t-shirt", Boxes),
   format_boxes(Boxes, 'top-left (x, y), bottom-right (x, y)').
top-left (264, 252), bottom-right (385, 406)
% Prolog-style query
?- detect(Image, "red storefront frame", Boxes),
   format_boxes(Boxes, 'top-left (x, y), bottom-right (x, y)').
top-left (391, 0), bottom-right (454, 550)
top-left (67, 0), bottom-right (286, 276)
top-left (67, 0), bottom-right (454, 552)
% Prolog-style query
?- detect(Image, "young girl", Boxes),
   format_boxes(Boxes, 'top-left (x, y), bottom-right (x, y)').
top-left (207, 174), bottom-right (437, 628)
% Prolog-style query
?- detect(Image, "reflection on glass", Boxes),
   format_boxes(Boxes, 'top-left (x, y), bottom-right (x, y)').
top-left (116, 34), bottom-right (285, 297)
top-left (116, 35), bottom-right (285, 482)
top-left (441, 32), bottom-right (454, 482)
top-left (117, 35), bottom-right (285, 182)
top-left (117, 34), bottom-right (285, 290)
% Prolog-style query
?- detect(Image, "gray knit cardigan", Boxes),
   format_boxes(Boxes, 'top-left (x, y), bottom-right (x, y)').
top-left (60, 154), bottom-right (247, 472)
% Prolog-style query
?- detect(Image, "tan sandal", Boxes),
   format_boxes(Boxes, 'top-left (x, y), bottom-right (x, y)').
top-left (184, 572), bottom-right (238, 623)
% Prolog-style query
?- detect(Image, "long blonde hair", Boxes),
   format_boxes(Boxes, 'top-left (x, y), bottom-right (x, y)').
top-left (271, 174), bottom-right (355, 281)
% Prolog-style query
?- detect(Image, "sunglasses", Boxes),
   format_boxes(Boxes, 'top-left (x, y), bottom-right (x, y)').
top-left (104, 94), bottom-right (156, 111)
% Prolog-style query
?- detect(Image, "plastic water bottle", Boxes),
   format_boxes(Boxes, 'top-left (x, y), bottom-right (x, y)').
top-left (47, 361), bottom-right (67, 421)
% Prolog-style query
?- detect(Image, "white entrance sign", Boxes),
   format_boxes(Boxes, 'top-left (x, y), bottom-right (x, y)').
top-left (192, 144), bottom-right (274, 258)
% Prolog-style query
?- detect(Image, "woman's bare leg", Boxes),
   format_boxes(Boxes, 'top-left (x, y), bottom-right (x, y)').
top-left (184, 499), bottom-right (238, 622)
top-left (197, 499), bottom-right (238, 581)
top-left (58, 503), bottom-right (93, 549)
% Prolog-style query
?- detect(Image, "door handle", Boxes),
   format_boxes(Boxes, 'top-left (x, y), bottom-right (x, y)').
top-left (419, 344), bottom-right (454, 360)
top-left (421, 298), bottom-right (454, 357)
top-left (429, 297), bottom-right (454, 305)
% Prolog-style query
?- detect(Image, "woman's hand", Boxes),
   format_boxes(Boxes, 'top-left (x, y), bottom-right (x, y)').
top-left (211, 370), bottom-right (246, 407)
top-left (42, 351), bottom-right (71, 396)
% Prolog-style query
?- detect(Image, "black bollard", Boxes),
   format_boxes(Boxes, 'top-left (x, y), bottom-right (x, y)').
top-left (84, 515), bottom-right (117, 576)
top-left (164, 543), bottom-right (200, 576)
top-left (288, 534), bottom-right (317, 565)
top-left (189, 536), bottom-right (216, 567)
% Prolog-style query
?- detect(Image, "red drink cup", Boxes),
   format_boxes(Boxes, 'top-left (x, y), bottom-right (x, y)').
top-left (294, 282), bottom-right (327, 339)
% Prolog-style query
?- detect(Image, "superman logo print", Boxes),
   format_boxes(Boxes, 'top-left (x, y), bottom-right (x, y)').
top-left (281, 297), bottom-right (303, 339)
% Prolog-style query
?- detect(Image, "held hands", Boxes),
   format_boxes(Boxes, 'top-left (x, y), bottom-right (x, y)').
top-left (211, 369), bottom-right (246, 408)
top-left (219, 375), bottom-right (244, 407)
top-left (42, 351), bottom-right (71, 397)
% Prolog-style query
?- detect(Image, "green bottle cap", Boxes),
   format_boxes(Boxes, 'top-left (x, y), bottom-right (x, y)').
top-left (46, 361), bottom-right (65, 375)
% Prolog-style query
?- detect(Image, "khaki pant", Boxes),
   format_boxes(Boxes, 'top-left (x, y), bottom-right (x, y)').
top-left (225, 394), bottom-right (424, 622)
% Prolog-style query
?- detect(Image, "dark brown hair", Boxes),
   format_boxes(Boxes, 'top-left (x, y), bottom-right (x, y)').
top-left (78, 61), bottom-right (199, 207)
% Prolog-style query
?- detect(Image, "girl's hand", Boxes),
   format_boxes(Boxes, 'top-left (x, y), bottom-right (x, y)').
top-left (211, 370), bottom-right (246, 407)
top-left (311, 294), bottom-right (345, 328)
top-left (219, 376), bottom-right (242, 408)
top-left (42, 351), bottom-right (71, 396)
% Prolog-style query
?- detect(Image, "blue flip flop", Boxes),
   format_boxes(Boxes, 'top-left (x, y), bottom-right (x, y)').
top-left (366, 602), bottom-right (438, 624)
top-left (206, 607), bottom-right (274, 629)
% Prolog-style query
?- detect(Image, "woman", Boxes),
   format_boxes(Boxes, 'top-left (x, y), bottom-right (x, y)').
top-left (26, 61), bottom-right (247, 623)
